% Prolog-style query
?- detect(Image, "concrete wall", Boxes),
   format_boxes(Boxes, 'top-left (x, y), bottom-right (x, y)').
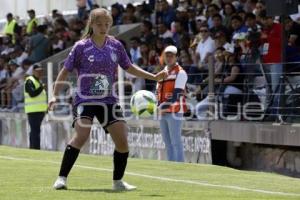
top-left (3, 112), bottom-right (300, 177)
top-left (0, 113), bottom-right (212, 164)
top-left (226, 142), bottom-right (300, 178)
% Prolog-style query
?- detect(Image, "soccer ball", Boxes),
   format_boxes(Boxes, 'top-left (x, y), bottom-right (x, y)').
top-left (130, 90), bottom-right (157, 118)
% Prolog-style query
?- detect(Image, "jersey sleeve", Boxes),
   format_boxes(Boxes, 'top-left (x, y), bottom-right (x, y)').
top-left (117, 41), bottom-right (132, 70)
top-left (64, 42), bottom-right (80, 72)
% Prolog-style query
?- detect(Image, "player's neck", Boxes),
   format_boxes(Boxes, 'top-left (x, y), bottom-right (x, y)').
top-left (91, 35), bottom-right (106, 48)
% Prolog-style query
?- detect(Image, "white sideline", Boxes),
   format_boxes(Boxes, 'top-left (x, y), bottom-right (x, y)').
top-left (0, 155), bottom-right (300, 197)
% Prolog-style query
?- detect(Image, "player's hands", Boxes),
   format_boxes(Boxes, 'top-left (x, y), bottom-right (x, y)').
top-left (154, 70), bottom-right (168, 81)
top-left (48, 96), bottom-right (57, 111)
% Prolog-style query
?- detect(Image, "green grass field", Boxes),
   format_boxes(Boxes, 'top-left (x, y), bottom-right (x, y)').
top-left (1, 146), bottom-right (300, 200)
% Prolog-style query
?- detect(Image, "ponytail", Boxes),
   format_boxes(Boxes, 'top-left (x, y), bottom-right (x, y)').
top-left (81, 26), bottom-right (93, 39)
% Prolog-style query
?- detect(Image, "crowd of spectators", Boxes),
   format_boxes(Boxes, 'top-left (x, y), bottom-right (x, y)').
top-left (117, 0), bottom-right (300, 120)
top-left (0, 6), bottom-right (85, 111)
top-left (1, 0), bottom-right (300, 121)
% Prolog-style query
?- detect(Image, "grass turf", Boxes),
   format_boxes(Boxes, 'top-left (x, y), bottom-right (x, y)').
top-left (1, 145), bottom-right (300, 200)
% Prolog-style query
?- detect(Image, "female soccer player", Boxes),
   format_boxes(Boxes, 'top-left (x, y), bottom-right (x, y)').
top-left (49, 8), bottom-right (167, 191)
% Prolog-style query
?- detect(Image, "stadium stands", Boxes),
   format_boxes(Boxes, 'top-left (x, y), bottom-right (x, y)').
top-left (0, 0), bottom-right (299, 123)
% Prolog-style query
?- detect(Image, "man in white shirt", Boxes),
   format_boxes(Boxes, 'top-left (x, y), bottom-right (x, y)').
top-left (195, 24), bottom-right (216, 71)
top-left (158, 22), bottom-right (173, 39)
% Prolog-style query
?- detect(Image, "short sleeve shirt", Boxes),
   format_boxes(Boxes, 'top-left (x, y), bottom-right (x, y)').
top-left (64, 36), bottom-right (132, 106)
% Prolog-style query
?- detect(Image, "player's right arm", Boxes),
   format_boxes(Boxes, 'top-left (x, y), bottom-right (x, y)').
top-left (48, 41), bottom-right (80, 111)
top-left (48, 67), bottom-right (69, 111)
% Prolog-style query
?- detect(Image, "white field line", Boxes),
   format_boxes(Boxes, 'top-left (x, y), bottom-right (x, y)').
top-left (0, 155), bottom-right (299, 197)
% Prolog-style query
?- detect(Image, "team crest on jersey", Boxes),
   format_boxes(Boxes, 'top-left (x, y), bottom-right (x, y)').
top-left (90, 74), bottom-right (110, 95)
top-left (110, 52), bottom-right (117, 62)
top-left (88, 55), bottom-right (95, 62)
top-left (77, 105), bottom-right (84, 115)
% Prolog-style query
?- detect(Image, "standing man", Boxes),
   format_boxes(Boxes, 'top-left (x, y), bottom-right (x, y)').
top-left (26, 9), bottom-right (38, 35)
top-left (3, 13), bottom-right (18, 44)
top-left (259, 12), bottom-right (282, 118)
top-left (24, 64), bottom-right (47, 149)
top-left (157, 45), bottom-right (187, 162)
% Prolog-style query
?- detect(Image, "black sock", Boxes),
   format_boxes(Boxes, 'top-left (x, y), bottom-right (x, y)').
top-left (113, 150), bottom-right (129, 180)
top-left (58, 145), bottom-right (80, 177)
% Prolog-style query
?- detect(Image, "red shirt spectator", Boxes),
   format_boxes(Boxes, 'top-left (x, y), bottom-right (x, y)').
top-left (261, 22), bottom-right (282, 63)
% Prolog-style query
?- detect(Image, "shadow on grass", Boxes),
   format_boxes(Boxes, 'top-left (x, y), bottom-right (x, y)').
top-left (68, 188), bottom-right (131, 193)
top-left (140, 194), bottom-right (165, 197)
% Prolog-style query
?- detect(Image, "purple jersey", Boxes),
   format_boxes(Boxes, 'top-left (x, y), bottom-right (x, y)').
top-left (64, 36), bottom-right (132, 106)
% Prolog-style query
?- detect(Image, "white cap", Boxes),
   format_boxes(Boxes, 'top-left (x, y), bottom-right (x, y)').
top-left (195, 15), bottom-right (207, 22)
top-left (176, 6), bottom-right (187, 12)
top-left (232, 32), bottom-right (247, 40)
top-left (223, 43), bottom-right (235, 54)
top-left (164, 45), bottom-right (178, 54)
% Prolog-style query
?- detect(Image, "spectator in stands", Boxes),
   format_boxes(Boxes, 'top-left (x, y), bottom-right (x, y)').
top-left (179, 49), bottom-right (194, 77)
top-left (140, 20), bottom-right (156, 47)
top-left (222, 3), bottom-right (236, 28)
top-left (286, 40), bottom-right (300, 73)
top-left (179, 49), bottom-right (193, 65)
top-left (196, 46), bottom-right (244, 119)
top-left (253, 0), bottom-right (266, 19)
top-left (1, 35), bottom-right (15, 56)
top-left (111, 3), bottom-right (124, 25)
top-left (50, 29), bottom-right (65, 54)
top-left (210, 13), bottom-right (230, 39)
top-left (174, 6), bottom-right (189, 32)
top-left (186, 7), bottom-right (197, 35)
top-left (206, 4), bottom-right (221, 29)
top-left (157, 22), bottom-right (173, 39)
top-left (127, 37), bottom-right (145, 91)
top-left (245, 12), bottom-right (261, 33)
top-left (10, 59), bottom-right (32, 112)
top-left (189, 15), bottom-right (207, 50)
top-left (214, 31), bottom-right (229, 48)
top-left (0, 57), bottom-right (9, 95)
top-left (27, 25), bottom-right (50, 63)
top-left (0, 60), bottom-right (23, 110)
top-left (3, 13), bottom-right (18, 44)
top-left (77, 0), bottom-right (90, 20)
top-left (123, 3), bottom-right (137, 24)
top-left (259, 12), bottom-right (283, 117)
top-left (202, 0), bottom-right (213, 12)
top-left (13, 46), bottom-right (28, 66)
top-left (140, 41), bottom-right (158, 91)
top-left (24, 64), bottom-right (47, 149)
top-left (26, 9), bottom-right (38, 36)
top-left (157, 45), bottom-right (187, 162)
top-left (285, 17), bottom-right (300, 47)
top-left (172, 20), bottom-right (190, 51)
top-left (156, 0), bottom-right (176, 28)
top-left (195, 24), bottom-right (216, 74)
top-left (155, 37), bottom-right (165, 56)
top-left (230, 15), bottom-right (248, 41)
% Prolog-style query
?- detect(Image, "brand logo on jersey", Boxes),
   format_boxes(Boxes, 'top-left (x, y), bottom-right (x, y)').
top-left (110, 53), bottom-right (117, 62)
top-left (88, 55), bottom-right (95, 62)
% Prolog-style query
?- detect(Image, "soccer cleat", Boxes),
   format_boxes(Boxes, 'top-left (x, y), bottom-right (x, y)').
top-left (53, 176), bottom-right (67, 190)
top-left (112, 180), bottom-right (137, 191)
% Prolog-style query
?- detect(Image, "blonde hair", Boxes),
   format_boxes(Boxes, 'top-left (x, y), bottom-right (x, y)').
top-left (82, 8), bottom-right (113, 39)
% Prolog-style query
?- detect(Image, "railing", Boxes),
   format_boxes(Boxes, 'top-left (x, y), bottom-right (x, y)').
top-left (2, 61), bottom-right (298, 124)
